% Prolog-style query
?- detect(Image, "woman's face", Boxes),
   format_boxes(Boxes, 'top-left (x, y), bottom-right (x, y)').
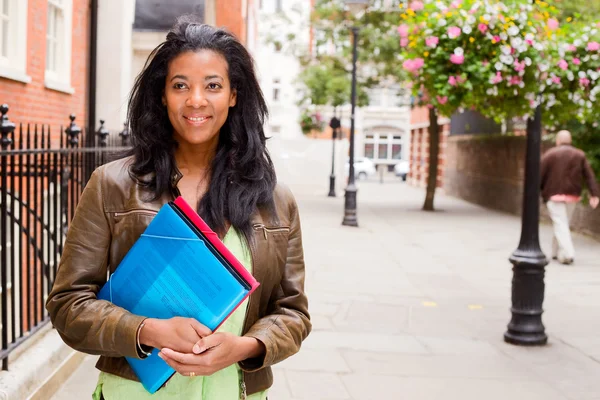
top-left (163, 50), bottom-right (237, 148)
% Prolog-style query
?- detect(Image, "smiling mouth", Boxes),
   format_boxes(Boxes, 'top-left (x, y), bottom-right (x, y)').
top-left (184, 116), bottom-right (211, 124)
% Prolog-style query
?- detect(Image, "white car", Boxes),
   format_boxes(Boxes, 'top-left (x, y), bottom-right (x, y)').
top-left (345, 157), bottom-right (377, 180)
top-left (394, 160), bottom-right (409, 181)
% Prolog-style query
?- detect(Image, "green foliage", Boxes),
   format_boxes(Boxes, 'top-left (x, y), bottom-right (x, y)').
top-left (553, 0), bottom-right (600, 23)
top-left (297, 56), bottom-right (370, 108)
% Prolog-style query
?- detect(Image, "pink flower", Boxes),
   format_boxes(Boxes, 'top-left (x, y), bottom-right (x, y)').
top-left (436, 95), bottom-right (448, 105)
top-left (482, 60), bottom-right (489, 66)
top-left (403, 58), bottom-right (425, 73)
top-left (478, 23), bottom-right (488, 34)
top-left (558, 59), bottom-right (568, 70)
top-left (448, 26), bottom-right (462, 39)
top-left (491, 72), bottom-right (503, 84)
top-left (580, 77), bottom-right (590, 86)
top-left (587, 42), bottom-right (600, 51)
top-left (551, 76), bottom-right (561, 84)
top-left (426, 36), bottom-right (439, 48)
top-left (450, 54), bottom-right (465, 64)
top-left (573, 57), bottom-right (581, 65)
top-left (514, 60), bottom-right (525, 72)
top-left (508, 76), bottom-right (521, 86)
top-left (450, 0), bottom-right (462, 8)
top-left (457, 75), bottom-right (466, 84)
top-left (526, 39), bottom-right (534, 46)
top-left (400, 37), bottom-right (409, 47)
top-left (547, 18), bottom-right (559, 30)
top-left (448, 76), bottom-right (458, 86)
top-left (409, 1), bottom-right (424, 10)
top-left (492, 36), bottom-right (501, 43)
top-left (397, 24), bottom-right (410, 38)
top-left (567, 44), bottom-right (577, 52)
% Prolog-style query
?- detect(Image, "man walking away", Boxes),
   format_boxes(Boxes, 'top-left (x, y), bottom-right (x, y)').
top-left (541, 130), bottom-right (599, 265)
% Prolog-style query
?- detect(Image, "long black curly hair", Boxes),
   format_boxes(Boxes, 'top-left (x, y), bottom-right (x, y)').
top-left (127, 16), bottom-right (276, 239)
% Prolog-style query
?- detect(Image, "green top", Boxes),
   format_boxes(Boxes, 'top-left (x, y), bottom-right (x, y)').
top-left (93, 228), bottom-right (267, 400)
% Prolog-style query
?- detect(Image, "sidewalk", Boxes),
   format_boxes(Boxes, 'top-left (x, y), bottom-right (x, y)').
top-left (53, 137), bottom-right (600, 399)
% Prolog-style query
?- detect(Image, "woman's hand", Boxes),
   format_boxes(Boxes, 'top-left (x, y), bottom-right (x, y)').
top-left (158, 333), bottom-right (265, 376)
top-left (139, 317), bottom-right (211, 354)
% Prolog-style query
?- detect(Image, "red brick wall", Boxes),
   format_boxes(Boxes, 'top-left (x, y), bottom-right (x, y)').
top-left (0, 0), bottom-right (89, 141)
top-left (408, 107), bottom-right (449, 188)
top-left (443, 135), bottom-right (600, 239)
top-left (216, 0), bottom-right (246, 43)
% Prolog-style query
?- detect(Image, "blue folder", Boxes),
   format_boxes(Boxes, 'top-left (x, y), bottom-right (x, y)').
top-left (97, 202), bottom-right (253, 393)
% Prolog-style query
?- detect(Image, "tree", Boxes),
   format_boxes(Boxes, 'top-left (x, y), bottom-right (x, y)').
top-left (397, 0), bottom-right (600, 209)
top-left (297, 55), bottom-right (369, 134)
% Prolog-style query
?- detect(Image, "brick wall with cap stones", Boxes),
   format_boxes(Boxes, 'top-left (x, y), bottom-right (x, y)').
top-left (443, 134), bottom-right (600, 239)
top-left (0, 0), bottom-right (90, 141)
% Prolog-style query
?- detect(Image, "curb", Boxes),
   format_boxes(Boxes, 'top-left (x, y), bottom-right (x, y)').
top-left (0, 328), bottom-right (85, 400)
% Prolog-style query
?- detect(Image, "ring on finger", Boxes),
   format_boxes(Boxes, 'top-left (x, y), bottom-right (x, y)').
top-left (189, 372), bottom-right (196, 377)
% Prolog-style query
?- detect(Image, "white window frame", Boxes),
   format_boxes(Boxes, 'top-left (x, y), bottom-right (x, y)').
top-left (364, 132), bottom-right (404, 161)
top-left (45, 0), bottom-right (74, 94)
top-left (0, 0), bottom-right (31, 83)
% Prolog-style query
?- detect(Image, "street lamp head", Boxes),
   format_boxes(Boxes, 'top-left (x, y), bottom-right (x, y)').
top-left (344, 0), bottom-right (369, 17)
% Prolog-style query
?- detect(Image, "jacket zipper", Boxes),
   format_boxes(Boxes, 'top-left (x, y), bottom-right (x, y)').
top-left (113, 209), bottom-right (158, 217)
top-left (240, 228), bottom-right (259, 400)
top-left (252, 223), bottom-right (290, 240)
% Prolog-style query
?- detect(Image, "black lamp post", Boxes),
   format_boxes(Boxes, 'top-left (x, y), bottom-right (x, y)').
top-left (504, 104), bottom-right (549, 346)
top-left (342, 0), bottom-right (368, 227)
top-left (328, 114), bottom-right (341, 197)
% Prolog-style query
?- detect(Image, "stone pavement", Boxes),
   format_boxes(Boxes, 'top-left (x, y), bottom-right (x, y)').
top-left (52, 137), bottom-right (600, 400)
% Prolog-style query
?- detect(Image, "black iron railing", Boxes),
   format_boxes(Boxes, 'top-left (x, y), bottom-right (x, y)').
top-left (0, 104), bottom-right (130, 370)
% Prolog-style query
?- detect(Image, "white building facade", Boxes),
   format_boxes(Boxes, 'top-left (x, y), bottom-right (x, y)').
top-left (254, 0), bottom-right (311, 139)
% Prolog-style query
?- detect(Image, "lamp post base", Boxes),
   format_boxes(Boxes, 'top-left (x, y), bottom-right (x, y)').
top-left (342, 184), bottom-right (358, 227)
top-left (504, 250), bottom-right (548, 346)
top-left (328, 175), bottom-right (336, 197)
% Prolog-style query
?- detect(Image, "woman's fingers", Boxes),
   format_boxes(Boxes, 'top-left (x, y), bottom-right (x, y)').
top-left (158, 352), bottom-right (191, 375)
top-left (193, 333), bottom-right (222, 354)
top-left (189, 319), bottom-right (212, 338)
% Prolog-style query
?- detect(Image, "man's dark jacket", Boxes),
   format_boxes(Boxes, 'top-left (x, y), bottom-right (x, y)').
top-left (540, 144), bottom-right (600, 202)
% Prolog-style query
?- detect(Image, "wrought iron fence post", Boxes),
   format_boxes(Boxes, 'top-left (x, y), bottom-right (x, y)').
top-left (96, 119), bottom-right (109, 147)
top-left (119, 122), bottom-right (130, 147)
top-left (62, 115), bottom-right (80, 236)
top-left (66, 114), bottom-right (81, 148)
top-left (96, 119), bottom-right (109, 166)
top-left (1, 104), bottom-right (15, 370)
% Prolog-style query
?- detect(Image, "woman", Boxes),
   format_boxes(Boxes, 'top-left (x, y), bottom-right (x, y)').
top-left (46, 17), bottom-right (311, 400)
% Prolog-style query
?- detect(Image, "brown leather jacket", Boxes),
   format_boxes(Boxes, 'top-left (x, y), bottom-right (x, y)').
top-left (46, 157), bottom-right (311, 396)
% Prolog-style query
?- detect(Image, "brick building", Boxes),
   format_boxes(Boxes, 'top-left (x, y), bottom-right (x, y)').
top-left (0, 0), bottom-right (91, 133)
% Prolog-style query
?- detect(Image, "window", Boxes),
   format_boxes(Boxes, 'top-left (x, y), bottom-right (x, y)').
top-left (45, 0), bottom-right (74, 94)
top-left (0, 0), bottom-right (30, 83)
top-left (391, 144), bottom-right (402, 160)
top-left (1, 1), bottom-right (8, 59)
top-left (272, 78), bottom-right (281, 102)
top-left (378, 143), bottom-right (388, 160)
top-left (364, 132), bottom-right (404, 161)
